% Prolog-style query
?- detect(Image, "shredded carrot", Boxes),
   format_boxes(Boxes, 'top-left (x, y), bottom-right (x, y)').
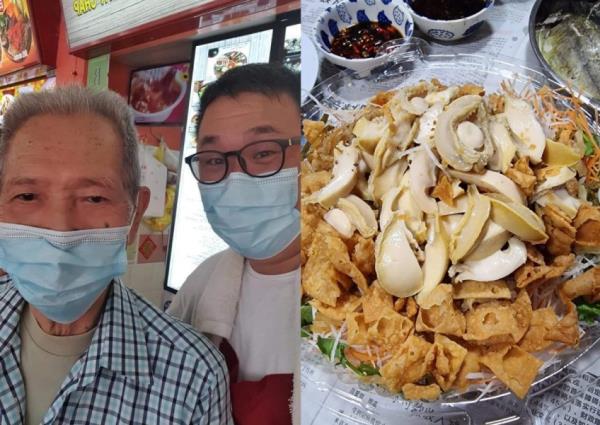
top-left (534, 85), bottom-right (600, 181)
top-left (346, 347), bottom-right (379, 363)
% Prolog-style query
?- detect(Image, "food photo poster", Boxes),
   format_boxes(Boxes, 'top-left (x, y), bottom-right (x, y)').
top-left (128, 62), bottom-right (190, 125)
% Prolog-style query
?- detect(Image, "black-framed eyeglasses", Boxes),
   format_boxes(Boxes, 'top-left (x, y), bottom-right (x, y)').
top-left (185, 138), bottom-right (301, 184)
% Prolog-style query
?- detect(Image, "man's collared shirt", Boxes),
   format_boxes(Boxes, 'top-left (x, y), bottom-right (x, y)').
top-left (0, 276), bottom-right (233, 425)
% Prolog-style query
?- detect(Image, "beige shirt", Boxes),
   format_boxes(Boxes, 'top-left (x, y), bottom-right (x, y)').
top-left (19, 305), bottom-right (95, 425)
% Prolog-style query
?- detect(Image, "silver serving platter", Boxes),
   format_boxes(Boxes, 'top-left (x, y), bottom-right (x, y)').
top-left (528, 0), bottom-right (600, 112)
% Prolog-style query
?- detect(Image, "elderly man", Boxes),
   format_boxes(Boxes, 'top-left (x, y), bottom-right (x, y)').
top-left (168, 63), bottom-right (300, 425)
top-left (0, 86), bottom-right (232, 425)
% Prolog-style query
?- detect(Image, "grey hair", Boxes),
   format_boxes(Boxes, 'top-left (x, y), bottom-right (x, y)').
top-left (1, 85), bottom-right (140, 202)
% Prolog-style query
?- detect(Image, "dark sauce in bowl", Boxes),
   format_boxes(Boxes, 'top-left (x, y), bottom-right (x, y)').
top-left (331, 22), bottom-right (402, 59)
top-left (410, 0), bottom-right (486, 20)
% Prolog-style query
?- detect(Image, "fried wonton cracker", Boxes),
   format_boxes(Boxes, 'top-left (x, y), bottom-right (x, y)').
top-left (546, 300), bottom-right (580, 346)
top-left (561, 266), bottom-right (600, 303)
top-left (302, 119), bottom-right (326, 146)
top-left (431, 174), bottom-right (456, 206)
top-left (515, 262), bottom-right (550, 289)
top-left (458, 84), bottom-right (485, 97)
top-left (346, 312), bottom-right (369, 345)
top-left (324, 231), bottom-right (369, 294)
top-left (303, 227), bottom-right (360, 306)
top-left (311, 311), bottom-right (342, 334)
top-left (526, 245), bottom-right (545, 265)
top-left (463, 291), bottom-right (532, 345)
top-left (519, 308), bottom-right (560, 352)
top-left (351, 234), bottom-right (375, 277)
top-left (431, 79), bottom-right (447, 91)
top-left (301, 204), bottom-right (328, 264)
top-left (309, 294), bottom-right (362, 322)
top-left (479, 345), bottom-right (543, 399)
top-left (302, 254), bottom-right (342, 307)
top-left (404, 297), bottom-right (419, 320)
top-left (574, 204), bottom-right (600, 253)
top-left (301, 169), bottom-right (331, 196)
top-left (487, 93), bottom-right (505, 114)
top-left (416, 284), bottom-right (466, 337)
top-left (431, 334), bottom-right (468, 391)
top-left (393, 297), bottom-right (406, 312)
top-left (380, 335), bottom-right (433, 392)
top-left (455, 350), bottom-right (482, 391)
top-left (541, 204), bottom-right (576, 256)
top-left (558, 128), bottom-right (575, 145)
top-left (515, 254), bottom-right (574, 289)
top-left (550, 254), bottom-right (576, 276)
top-left (367, 308), bottom-right (414, 352)
top-left (370, 90), bottom-right (395, 106)
top-left (401, 383), bottom-right (442, 401)
top-left (453, 280), bottom-right (511, 300)
top-left (306, 123), bottom-right (353, 172)
top-left (506, 157), bottom-right (536, 197)
top-left (362, 281), bottom-right (394, 323)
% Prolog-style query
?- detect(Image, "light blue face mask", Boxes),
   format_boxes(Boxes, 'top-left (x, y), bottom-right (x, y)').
top-left (0, 223), bottom-right (129, 324)
top-left (199, 168), bottom-right (300, 260)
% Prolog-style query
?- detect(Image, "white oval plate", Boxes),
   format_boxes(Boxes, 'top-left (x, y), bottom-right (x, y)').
top-left (301, 34), bottom-right (320, 104)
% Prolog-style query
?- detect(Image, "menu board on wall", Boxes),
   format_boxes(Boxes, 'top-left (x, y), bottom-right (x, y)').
top-left (0, 0), bottom-right (41, 76)
top-left (61, 0), bottom-right (214, 50)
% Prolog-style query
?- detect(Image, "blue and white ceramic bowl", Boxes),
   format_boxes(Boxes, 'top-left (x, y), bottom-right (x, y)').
top-left (314, 0), bottom-right (414, 77)
top-left (404, 0), bottom-right (494, 42)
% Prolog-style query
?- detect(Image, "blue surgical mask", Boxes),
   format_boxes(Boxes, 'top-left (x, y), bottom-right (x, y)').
top-left (0, 223), bottom-right (129, 324)
top-left (199, 168), bottom-right (299, 260)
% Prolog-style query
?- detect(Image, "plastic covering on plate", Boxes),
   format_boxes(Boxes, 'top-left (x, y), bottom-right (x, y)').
top-left (302, 326), bottom-right (600, 424)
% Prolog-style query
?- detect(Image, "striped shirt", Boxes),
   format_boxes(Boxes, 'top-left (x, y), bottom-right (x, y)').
top-left (0, 276), bottom-right (233, 425)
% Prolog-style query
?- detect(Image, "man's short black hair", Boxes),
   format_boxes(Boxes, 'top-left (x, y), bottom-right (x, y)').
top-left (196, 63), bottom-right (300, 130)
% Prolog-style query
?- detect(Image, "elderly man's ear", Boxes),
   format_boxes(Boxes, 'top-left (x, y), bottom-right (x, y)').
top-left (128, 186), bottom-right (151, 245)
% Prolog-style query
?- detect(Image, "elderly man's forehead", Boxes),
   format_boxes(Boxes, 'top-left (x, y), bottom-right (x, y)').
top-left (1, 113), bottom-right (123, 162)
top-left (11, 112), bottom-right (120, 140)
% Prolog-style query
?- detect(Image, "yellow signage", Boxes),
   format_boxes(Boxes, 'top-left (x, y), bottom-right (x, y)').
top-left (72, 0), bottom-right (112, 16)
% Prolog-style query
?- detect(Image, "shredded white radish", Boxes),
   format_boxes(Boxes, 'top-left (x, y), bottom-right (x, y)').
top-left (365, 345), bottom-right (376, 368)
top-left (376, 349), bottom-right (383, 369)
top-left (330, 321), bottom-right (347, 363)
top-left (379, 354), bottom-right (392, 363)
top-left (396, 144), bottom-right (423, 161)
top-left (350, 345), bottom-right (369, 353)
top-left (422, 140), bottom-right (449, 177)
top-left (466, 372), bottom-right (494, 380)
top-left (473, 379), bottom-right (503, 403)
top-left (562, 254), bottom-right (600, 279)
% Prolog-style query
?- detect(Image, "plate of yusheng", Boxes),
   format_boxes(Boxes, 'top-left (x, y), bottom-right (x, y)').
top-left (300, 49), bottom-right (600, 403)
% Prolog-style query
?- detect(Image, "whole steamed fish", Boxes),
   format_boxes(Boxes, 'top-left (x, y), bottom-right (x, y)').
top-left (536, 2), bottom-right (600, 100)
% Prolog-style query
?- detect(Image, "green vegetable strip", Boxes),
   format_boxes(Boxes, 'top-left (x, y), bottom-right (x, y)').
top-left (316, 336), bottom-right (380, 377)
top-left (576, 303), bottom-right (600, 324)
